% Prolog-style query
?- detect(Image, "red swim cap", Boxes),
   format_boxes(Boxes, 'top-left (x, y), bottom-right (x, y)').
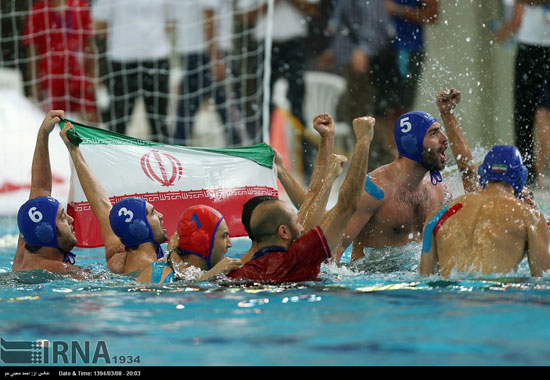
top-left (178, 205), bottom-right (224, 268)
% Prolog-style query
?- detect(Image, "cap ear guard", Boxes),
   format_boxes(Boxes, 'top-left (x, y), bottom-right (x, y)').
top-left (128, 219), bottom-right (150, 241)
top-left (34, 222), bottom-right (55, 244)
top-left (400, 134), bottom-right (419, 156)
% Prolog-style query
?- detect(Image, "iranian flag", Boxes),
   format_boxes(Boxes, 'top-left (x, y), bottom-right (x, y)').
top-left (65, 121), bottom-right (278, 248)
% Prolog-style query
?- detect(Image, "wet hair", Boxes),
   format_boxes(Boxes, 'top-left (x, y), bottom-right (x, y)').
top-left (24, 244), bottom-right (40, 253)
top-left (242, 195), bottom-right (277, 241)
top-left (249, 200), bottom-right (292, 244)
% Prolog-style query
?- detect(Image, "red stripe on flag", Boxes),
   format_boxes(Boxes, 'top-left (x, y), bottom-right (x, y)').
top-left (68, 186), bottom-right (279, 248)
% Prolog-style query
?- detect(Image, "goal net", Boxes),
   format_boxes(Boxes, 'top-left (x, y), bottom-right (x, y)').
top-left (0, 0), bottom-right (273, 147)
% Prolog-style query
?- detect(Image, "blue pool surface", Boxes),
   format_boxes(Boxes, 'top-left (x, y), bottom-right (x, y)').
top-left (1, 209), bottom-right (550, 367)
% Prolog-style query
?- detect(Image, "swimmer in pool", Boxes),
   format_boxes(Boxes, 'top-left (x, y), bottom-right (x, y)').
top-left (226, 116), bottom-right (375, 282)
top-left (12, 110), bottom-right (81, 275)
top-left (137, 205), bottom-right (242, 283)
top-left (239, 152), bottom-right (348, 265)
top-left (332, 88), bottom-right (477, 264)
top-left (59, 122), bottom-right (168, 274)
top-left (139, 118), bottom-right (349, 282)
top-left (238, 113), bottom-right (346, 265)
top-left (420, 145), bottom-right (550, 278)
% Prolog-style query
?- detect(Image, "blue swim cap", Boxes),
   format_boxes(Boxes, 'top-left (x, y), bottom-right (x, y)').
top-left (478, 145), bottom-right (528, 195)
top-left (17, 196), bottom-right (76, 264)
top-left (394, 111), bottom-right (442, 185)
top-left (17, 196), bottom-right (60, 248)
top-left (109, 197), bottom-right (164, 258)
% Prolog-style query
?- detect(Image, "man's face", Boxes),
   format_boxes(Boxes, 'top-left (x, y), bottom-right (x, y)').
top-left (55, 205), bottom-right (77, 251)
top-left (145, 202), bottom-right (168, 244)
top-left (210, 219), bottom-right (232, 266)
top-left (282, 203), bottom-right (304, 243)
top-left (422, 122), bottom-right (448, 171)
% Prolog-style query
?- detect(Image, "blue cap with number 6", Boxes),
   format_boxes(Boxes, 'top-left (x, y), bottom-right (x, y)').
top-left (394, 111), bottom-right (441, 185)
top-left (17, 196), bottom-right (60, 248)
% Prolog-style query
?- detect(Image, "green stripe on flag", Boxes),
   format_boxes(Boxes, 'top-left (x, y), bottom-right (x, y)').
top-left (61, 118), bottom-right (274, 169)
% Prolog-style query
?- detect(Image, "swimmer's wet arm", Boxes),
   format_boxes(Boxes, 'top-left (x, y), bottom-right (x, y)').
top-left (321, 116), bottom-right (374, 252)
top-left (14, 111), bottom-right (65, 271)
top-left (29, 110), bottom-right (65, 198)
top-left (307, 114), bottom-right (335, 195)
top-left (299, 154), bottom-right (347, 231)
top-left (526, 211), bottom-right (550, 276)
top-left (436, 89), bottom-right (479, 193)
top-left (59, 123), bottom-right (126, 271)
top-left (273, 148), bottom-right (306, 209)
top-left (419, 216), bottom-right (439, 276)
top-left (198, 258), bottom-right (242, 281)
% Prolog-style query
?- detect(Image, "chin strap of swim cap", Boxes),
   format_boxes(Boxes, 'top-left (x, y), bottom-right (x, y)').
top-left (63, 251), bottom-right (76, 265)
top-left (430, 170), bottom-right (443, 186)
top-left (155, 242), bottom-right (164, 260)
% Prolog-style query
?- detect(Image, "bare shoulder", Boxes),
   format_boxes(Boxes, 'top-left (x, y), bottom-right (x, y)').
top-left (136, 265), bottom-right (153, 282)
top-left (359, 170), bottom-right (388, 211)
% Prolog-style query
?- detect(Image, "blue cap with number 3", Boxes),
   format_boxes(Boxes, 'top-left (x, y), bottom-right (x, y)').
top-left (394, 111), bottom-right (441, 185)
top-left (109, 197), bottom-right (153, 248)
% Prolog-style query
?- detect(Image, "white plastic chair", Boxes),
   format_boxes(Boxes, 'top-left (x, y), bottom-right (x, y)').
top-left (303, 70), bottom-right (351, 153)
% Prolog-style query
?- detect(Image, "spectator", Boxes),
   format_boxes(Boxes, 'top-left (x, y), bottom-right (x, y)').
top-left (173, 0), bottom-right (246, 147)
top-left (23, 0), bottom-right (98, 123)
top-left (318, 0), bottom-right (401, 171)
top-left (494, 1), bottom-right (550, 186)
top-left (385, 1), bottom-right (439, 128)
top-left (92, 0), bottom-right (171, 143)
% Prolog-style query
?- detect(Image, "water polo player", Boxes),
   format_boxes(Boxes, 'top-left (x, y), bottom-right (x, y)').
top-left (12, 111), bottom-right (82, 274)
top-left (420, 145), bottom-right (550, 278)
top-left (59, 121), bottom-right (168, 274)
top-left (138, 205), bottom-right (241, 283)
top-left (332, 88), bottom-right (475, 265)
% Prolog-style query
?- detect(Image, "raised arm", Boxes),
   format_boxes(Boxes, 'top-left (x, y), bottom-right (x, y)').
top-left (436, 89), bottom-right (480, 193)
top-left (29, 110), bottom-right (64, 199)
top-left (419, 209), bottom-right (441, 276)
top-left (331, 192), bottom-right (382, 264)
top-left (59, 123), bottom-right (126, 272)
top-left (307, 114), bottom-right (335, 193)
top-left (299, 154), bottom-right (347, 231)
top-left (320, 117), bottom-right (374, 252)
top-left (273, 148), bottom-right (306, 209)
top-left (526, 209), bottom-right (550, 276)
top-left (13, 111), bottom-right (64, 270)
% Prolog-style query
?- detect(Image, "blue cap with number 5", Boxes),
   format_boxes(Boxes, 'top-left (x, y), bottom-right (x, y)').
top-left (394, 111), bottom-right (441, 185)
top-left (17, 196), bottom-right (60, 248)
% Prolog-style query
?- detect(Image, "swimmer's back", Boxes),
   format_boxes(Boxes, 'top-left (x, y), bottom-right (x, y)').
top-left (434, 190), bottom-right (545, 277)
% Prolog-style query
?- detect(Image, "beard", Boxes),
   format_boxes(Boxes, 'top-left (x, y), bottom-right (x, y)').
top-left (422, 146), bottom-right (445, 171)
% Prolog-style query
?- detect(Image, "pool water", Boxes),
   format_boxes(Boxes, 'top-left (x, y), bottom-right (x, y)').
top-left (1, 212), bottom-right (549, 367)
